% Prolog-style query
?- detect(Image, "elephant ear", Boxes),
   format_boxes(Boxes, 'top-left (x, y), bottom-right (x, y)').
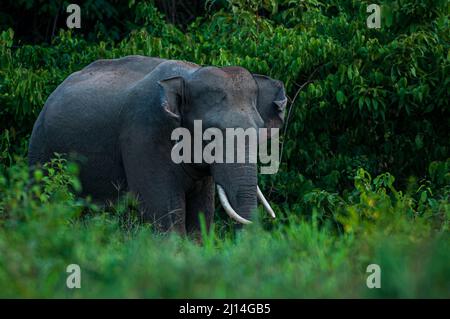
top-left (157, 76), bottom-right (186, 121)
top-left (253, 74), bottom-right (287, 134)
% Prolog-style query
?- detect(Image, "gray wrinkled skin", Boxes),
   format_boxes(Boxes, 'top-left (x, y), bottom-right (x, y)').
top-left (28, 56), bottom-right (286, 234)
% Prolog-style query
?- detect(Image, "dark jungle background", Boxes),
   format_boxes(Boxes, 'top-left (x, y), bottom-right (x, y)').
top-left (0, 0), bottom-right (448, 297)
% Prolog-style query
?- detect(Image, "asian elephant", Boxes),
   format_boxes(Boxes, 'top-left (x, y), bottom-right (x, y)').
top-left (28, 55), bottom-right (287, 234)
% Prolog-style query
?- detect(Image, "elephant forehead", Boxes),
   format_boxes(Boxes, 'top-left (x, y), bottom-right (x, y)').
top-left (191, 66), bottom-right (257, 94)
top-left (219, 66), bottom-right (257, 90)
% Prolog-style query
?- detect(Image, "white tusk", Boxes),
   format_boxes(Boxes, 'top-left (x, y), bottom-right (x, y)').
top-left (257, 186), bottom-right (276, 218)
top-left (216, 184), bottom-right (252, 225)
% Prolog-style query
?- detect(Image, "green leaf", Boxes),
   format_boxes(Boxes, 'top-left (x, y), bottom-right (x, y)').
top-left (358, 97), bottom-right (365, 110)
top-left (372, 99), bottom-right (379, 111)
top-left (336, 90), bottom-right (345, 105)
top-left (347, 67), bottom-right (353, 80)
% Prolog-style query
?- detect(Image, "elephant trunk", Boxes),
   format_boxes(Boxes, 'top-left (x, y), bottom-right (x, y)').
top-left (212, 161), bottom-right (258, 224)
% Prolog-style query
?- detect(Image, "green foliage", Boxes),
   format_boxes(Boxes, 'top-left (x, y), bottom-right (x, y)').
top-left (0, 163), bottom-right (448, 297)
top-left (0, 0), bottom-right (448, 297)
top-left (1, 0), bottom-right (448, 191)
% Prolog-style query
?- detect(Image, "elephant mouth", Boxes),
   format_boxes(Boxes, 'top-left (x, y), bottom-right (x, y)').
top-left (216, 184), bottom-right (276, 224)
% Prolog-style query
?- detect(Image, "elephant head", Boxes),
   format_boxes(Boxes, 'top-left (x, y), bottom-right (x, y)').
top-left (158, 66), bottom-right (286, 224)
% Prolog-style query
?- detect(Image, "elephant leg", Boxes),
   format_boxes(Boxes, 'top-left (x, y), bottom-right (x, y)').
top-left (121, 138), bottom-right (186, 234)
top-left (139, 190), bottom-right (186, 234)
top-left (186, 176), bottom-right (215, 238)
top-left (127, 173), bottom-right (186, 234)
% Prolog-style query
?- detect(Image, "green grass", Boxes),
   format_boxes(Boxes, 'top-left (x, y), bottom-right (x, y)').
top-left (0, 159), bottom-right (448, 298)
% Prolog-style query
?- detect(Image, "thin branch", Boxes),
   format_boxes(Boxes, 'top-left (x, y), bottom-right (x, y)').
top-left (279, 64), bottom-right (323, 165)
top-left (266, 64), bottom-right (325, 198)
top-left (51, 8), bottom-right (59, 41)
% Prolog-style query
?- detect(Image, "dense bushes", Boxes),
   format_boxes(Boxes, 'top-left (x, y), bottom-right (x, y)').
top-left (0, 0), bottom-right (448, 297)
top-left (0, 160), bottom-right (448, 297)
top-left (1, 0), bottom-right (448, 179)
top-left (2, 0), bottom-right (447, 214)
